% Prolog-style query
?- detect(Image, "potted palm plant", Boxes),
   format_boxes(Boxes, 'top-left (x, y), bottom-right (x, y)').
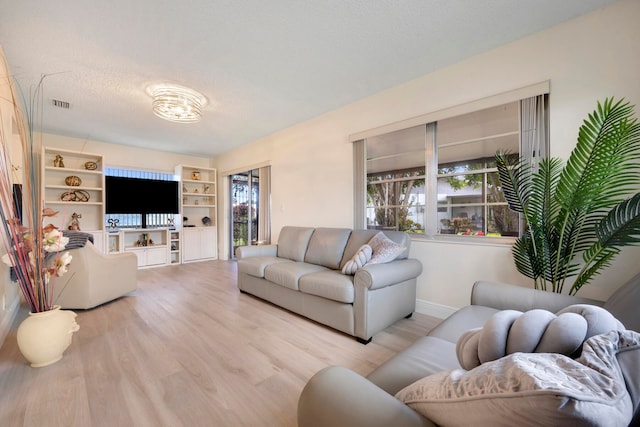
top-left (496, 98), bottom-right (640, 295)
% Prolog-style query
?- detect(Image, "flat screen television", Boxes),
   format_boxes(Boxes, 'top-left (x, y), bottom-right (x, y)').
top-left (105, 176), bottom-right (179, 227)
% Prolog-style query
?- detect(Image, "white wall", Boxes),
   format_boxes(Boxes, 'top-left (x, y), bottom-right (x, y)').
top-left (214, 0), bottom-right (640, 315)
top-left (0, 47), bottom-right (24, 345)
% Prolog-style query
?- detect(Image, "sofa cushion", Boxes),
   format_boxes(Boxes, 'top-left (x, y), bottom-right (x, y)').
top-left (603, 271), bottom-right (640, 332)
top-left (299, 271), bottom-right (355, 303)
top-left (304, 228), bottom-right (352, 269)
top-left (366, 336), bottom-right (461, 396)
top-left (264, 262), bottom-right (328, 291)
top-left (396, 330), bottom-right (638, 427)
top-left (277, 226), bottom-right (315, 262)
top-left (237, 256), bottom-right (292, 278)
top-left (427, 304), bottom-right (500, 344)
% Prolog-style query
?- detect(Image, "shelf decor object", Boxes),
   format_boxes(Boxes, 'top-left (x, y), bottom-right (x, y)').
top-left (60, 189), bottom-right (90, 202)
top-left (53, 154), bottom-right (64, 167)
top-left (65, 175), bottom-right (82, 186)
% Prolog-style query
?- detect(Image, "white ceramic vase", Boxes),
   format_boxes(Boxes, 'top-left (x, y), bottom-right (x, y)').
top-left (16, 305), bottom-right (80, 367)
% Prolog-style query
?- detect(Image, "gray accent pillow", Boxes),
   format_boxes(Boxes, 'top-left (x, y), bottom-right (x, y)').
top-left (456, 305), bottom-right (625, 370)
top-left (396, 330), bottom-right (638, 427)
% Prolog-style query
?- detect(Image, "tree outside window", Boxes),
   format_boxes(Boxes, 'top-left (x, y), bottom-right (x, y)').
top-left (364, 100), bottom-right (527, 238)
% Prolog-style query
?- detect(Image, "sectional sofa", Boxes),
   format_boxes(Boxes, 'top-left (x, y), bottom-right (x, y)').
top-left (235, 226), bottom-right (423, 343)
top-left (298, 276), bottom-right (640, 426)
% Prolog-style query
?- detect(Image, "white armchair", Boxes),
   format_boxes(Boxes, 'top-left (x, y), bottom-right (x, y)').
top-left (52, 241), bottom-right (138, 309)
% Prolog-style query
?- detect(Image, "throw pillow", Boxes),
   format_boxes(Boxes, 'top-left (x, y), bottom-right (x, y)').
top-left (395, 330), bottom-right (638, 427)
top-left (455, 305), bottom-right (624, 370)
top-left (367, 232), bottom-right (405, 264)
top-left (341, 244), bottom-right (373, 275)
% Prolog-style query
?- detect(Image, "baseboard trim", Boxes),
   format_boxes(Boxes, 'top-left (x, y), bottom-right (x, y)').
top-left (0, 294), bottom-right (20, 349)
top-left (415, 298), bottom-right (457, 320)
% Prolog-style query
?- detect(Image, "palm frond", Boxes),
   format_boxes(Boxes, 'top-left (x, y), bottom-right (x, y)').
top-left (495, 151), bottom-right (530, 214)
top-left (512, 232), bottom-right (543, 286)
top-left (570, 244), bottom-right (618, 295)
top-left (556, 98), bottom-right (640, 213)
top-left (595, 192), bottom-right (640, 246)
top-left (527, 158), bottom-right (562, 228)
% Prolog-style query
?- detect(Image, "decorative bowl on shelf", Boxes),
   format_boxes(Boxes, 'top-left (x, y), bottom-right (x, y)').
top-left (65, 176), bottom-right (82, 186)
top-left (202, 216), bottom-right (211, 226)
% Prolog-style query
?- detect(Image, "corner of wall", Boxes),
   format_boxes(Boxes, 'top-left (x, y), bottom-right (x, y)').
top-left (0, 284), bottom-right (20, 349)
top-left (415, 298), bottom-right (457, 320)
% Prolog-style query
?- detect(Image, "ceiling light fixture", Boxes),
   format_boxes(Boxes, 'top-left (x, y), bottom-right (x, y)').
top-left (148, 84), bottom-right (207, 123)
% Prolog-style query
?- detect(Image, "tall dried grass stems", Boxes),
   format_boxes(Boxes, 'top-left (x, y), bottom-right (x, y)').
top-left (0, 48), bottom-right (64, 312)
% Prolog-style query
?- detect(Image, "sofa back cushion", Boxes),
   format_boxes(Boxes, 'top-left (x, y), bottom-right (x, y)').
top-left (304, 228), bottom-right (352, 270)
top-left (604, 272), bottom-right (640, 332)
top-left (277, 226), bottom-right (315, 262)
top-left (340, 230), bottom-right (411, 269)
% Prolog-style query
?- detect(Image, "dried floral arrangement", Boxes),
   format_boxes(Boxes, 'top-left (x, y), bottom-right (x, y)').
top-left (0, 50), bottom-right (71, 312)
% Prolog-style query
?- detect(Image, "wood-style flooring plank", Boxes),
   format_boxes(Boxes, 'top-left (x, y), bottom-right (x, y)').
top-left (0, 260), bottom-right (439, 426)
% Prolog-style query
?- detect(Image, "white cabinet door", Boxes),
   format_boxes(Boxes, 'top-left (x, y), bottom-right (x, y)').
top-left (126, 247), bottom-right (168, 267)
top-left (183, 227), bottom-right (217, 262)
top-left (199, 227), bottom-right (217, 259)
top-left (182, 229), bottom-right (199, 262)
top-left (129, 250), bottom-right (145, 267)
top-left (146, 247), bottom-right (168, 266)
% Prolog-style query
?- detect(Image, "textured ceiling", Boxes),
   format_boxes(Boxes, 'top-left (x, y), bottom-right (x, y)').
top-left (0, 0), bottom-right (618, 157)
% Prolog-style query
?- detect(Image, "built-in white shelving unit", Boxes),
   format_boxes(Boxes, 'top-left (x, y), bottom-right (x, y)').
top-left (43, 147), bottom-right (105, 251)
top-left (176, 165), bottom-right (217, 262)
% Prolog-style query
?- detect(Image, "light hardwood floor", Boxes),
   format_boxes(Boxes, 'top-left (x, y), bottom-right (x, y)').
top-left (0, 260), bottom-right (439, 427)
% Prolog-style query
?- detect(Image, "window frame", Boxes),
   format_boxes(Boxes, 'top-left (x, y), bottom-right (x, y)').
top-left (352, 82), bottom-right (549, 244)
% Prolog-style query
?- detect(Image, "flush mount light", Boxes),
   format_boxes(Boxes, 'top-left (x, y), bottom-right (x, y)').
top-left (147, 84), bottom-right (207, 123)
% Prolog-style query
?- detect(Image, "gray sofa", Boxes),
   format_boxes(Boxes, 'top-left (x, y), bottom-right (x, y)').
top-left (298, 276), bottom-right (640, 427)
top-left (236, 226), bottom-right (423, 343)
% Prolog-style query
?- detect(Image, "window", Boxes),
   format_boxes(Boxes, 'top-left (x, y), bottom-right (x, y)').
top-left (436, 103), bottom-right (520, 237)
top-left (359, 92), bottom-right (548, 239)
top-left (104, 167), bottom-right (178, 229)
top-left (366, 124), bottom-right (427, 232)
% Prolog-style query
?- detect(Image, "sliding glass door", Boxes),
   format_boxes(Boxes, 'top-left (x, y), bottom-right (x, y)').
top-left (230, 169), bottom-right (260, 257)
top-left (229, 166), bottom-right (271, 258)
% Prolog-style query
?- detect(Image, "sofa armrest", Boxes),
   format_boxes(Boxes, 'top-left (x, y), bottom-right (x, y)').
top-left (298, 366), bottom-right (434, 427)
top-left (235, 244), bottom-right (277, 259)
top-left (471, 280), bottom-right (604, 312)
top-left (355, 259), bottom-right (423, 290)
